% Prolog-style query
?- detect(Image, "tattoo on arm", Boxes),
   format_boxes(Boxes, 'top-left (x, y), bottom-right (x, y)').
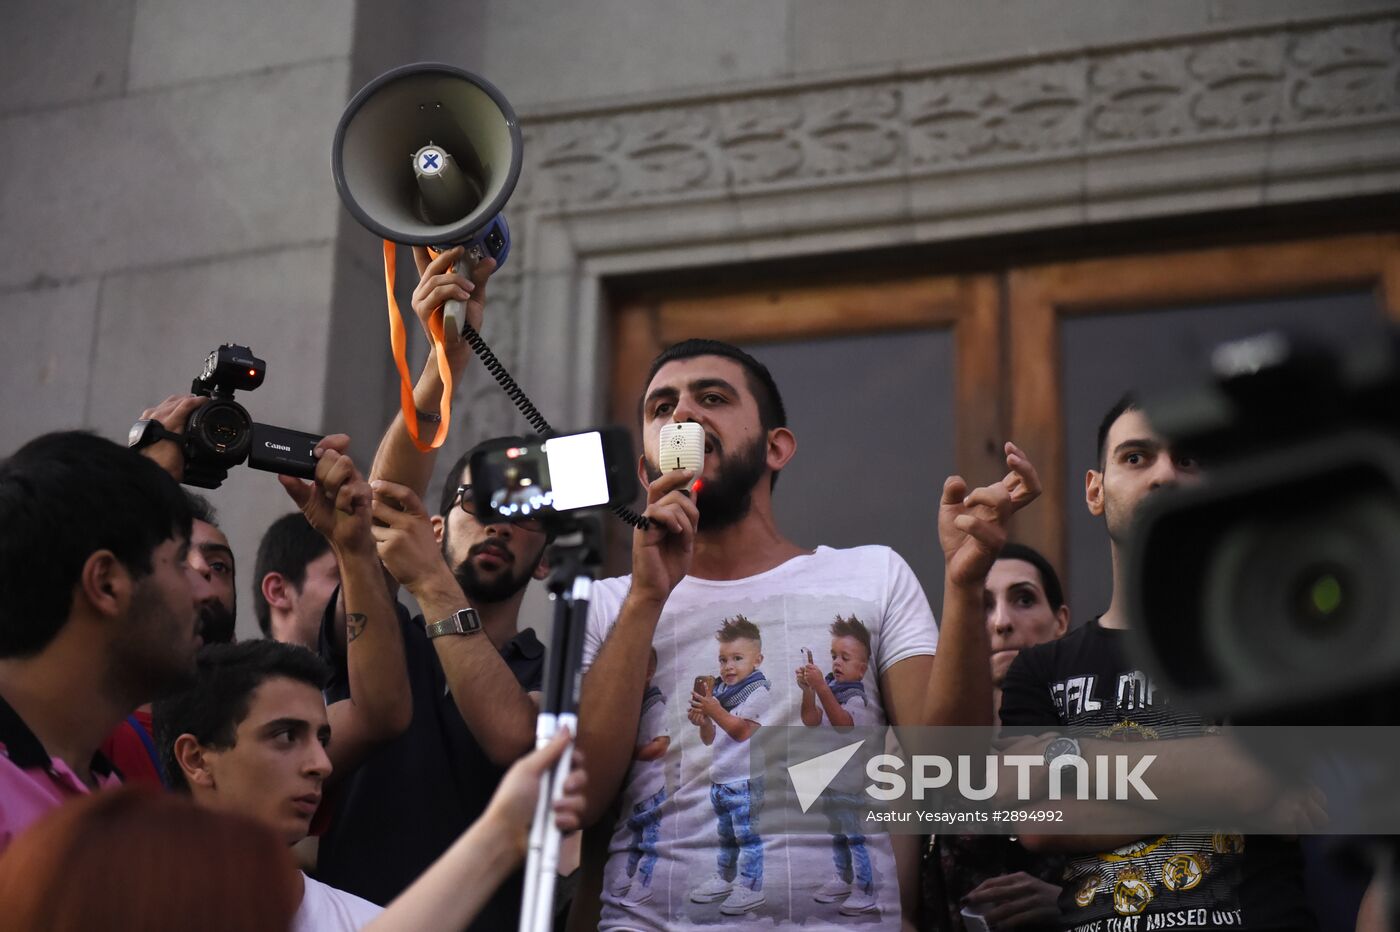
top-left (346, 613), bottom-right (368, 643)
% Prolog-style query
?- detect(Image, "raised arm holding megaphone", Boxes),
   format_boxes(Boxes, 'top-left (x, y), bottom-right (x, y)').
top-left (331, 63), bottom-right (522, 451)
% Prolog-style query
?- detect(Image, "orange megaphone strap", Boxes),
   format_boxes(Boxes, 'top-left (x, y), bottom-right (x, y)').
top-left (383, 240), bottom-right (452, 451)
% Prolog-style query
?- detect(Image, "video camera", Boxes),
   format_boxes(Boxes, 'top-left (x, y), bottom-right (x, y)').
top-left (1124, 326), bottom-right (1400, 726)
top-left (468, 427), bottom-right (635, 531)
top-left (142, 344), bottom-right (323, 490)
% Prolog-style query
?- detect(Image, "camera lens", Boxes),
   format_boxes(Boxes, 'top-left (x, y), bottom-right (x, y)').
top-left (1204, 492), bottom-right (1400, 690)
top-left (1291, 563), bottom-right (1350, 634)
top-left (187, 400), bottom-right (252, 467)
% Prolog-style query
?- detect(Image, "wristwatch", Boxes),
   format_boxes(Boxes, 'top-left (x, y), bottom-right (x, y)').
top-left (128, 418), bottom-right (184, 451)
top-left (1044, 736), bottom-right (1082, 793)
top-left (426, 607), bottom-right (482, 639)
top-left (1043, 736), bottom-right (1081, 766)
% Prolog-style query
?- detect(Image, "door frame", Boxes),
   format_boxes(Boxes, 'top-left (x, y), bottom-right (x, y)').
top-left (1006, 232), bottom-right (1400, 573)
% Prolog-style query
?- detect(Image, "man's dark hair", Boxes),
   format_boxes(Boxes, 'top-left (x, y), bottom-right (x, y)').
top-left (829, 614), bottom-right (872, 660)
top-left (0, 431), bottom-right (193, 658)
top-left (251, 513), bottom-right (331, 637)
top-left (998, 542), bottom-right (1067, 613)
top-left (438, 435), bottom-right (533, 518)
top-left (717, 614), bottom-right (762, 645)
top-left (1095, 392), bottom-right (1140, 468)
top-left (641, 339), bottom-right (787, 432)
top-left (153, 640), bottom-right (330, 794)
top-left (185, 491), bottom-right (218, 526)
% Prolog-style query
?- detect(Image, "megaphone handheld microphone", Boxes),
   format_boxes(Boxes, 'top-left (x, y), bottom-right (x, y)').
top-left (659, 421), bottom-right (705, 494)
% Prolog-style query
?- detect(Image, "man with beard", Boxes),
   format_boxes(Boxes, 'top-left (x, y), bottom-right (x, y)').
top-left (100, 491), bottom-right (237, 786)
top-left (0, 431), bottom-right (200, 849)
top-left (306, 247), bottom-right (557, 928)
top-left (573, 338), bottom-right (1039, 929)
top-left (307, 435), bottom-right (551, 923)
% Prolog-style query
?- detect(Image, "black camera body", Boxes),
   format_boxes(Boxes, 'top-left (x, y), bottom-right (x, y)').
top-left (1124, 328), bottom-right (1400, 726)
top-left (180, 345), bottom-right (322, 489)
top-left (468, 427), bottom-right (635, 531)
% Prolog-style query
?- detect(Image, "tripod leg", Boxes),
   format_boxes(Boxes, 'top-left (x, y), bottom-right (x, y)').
top-left (531, 713), bottom-right (577, 932)
top-left (519, 713), bottom-right (558, 932)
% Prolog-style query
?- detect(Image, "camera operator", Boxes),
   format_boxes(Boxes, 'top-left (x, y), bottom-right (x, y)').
top-left (130, 394), bottom-right (240, 644)
top-left (571, 338), bottom-right (1038, 928)
top-left (123, 393), bottom-right (411, 782)
top-left (0, 431), bottom-right (201, 849)
top-left (306, 247), bottom-right (567, 929)
top-left (999, 395), bottom-right (1319, 929)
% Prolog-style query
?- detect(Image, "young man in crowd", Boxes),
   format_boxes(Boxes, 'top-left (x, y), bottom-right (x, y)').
top-left (573, 338), bottom-right (1039, 929)
top-left (0, 431), bottom-right (200, 848)
top-left (1000, 395), bottom-right (1317, 929)
top-left (255, 512), bottom-right (338, 648)
top-left (100, 491), bottom-right (237, 787)
top-left (308, 246), bottom-right (560, 928)
top-left (155, 638), bottom-right (585, 932)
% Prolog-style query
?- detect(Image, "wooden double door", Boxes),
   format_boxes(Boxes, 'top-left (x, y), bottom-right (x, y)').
top-left (608, 233), bottom-right (1400, 616)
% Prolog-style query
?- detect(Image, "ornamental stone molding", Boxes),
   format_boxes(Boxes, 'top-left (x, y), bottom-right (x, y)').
top-left (517, 12), bottom-right (1400, 212)
top-left (446, 10), bottom-right (1400, 460)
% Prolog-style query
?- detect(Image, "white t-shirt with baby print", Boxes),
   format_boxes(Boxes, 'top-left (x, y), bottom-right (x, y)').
top-left (710, 681), bottom-right (773, 785)
top-left (583, 545), bottom-right (938, 931)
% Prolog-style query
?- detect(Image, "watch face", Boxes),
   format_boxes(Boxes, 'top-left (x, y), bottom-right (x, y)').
top-left (1046, 737), bottom-right (1079, 760)
top-left (129, 419), bottom-right (152, 448)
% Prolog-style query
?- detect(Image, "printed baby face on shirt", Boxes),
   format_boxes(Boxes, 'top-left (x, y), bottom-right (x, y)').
top-left (718, 637), bottom-right (763, 685)
top-left (829, 635), bottom-right (869, 683)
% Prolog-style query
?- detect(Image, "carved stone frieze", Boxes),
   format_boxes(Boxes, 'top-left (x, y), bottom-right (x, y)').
top-left (519, 13), bottom-right (1400, 209)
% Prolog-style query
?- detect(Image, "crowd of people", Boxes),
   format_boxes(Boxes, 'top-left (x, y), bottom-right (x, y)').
top-left (0, 243), bottom-right (1378, 931)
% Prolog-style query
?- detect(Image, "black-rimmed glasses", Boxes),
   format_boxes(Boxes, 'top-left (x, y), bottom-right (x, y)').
top-left (452, 484), bottom-right (544, 531)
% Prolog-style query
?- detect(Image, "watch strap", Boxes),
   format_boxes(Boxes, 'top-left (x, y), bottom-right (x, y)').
top-left (129, 419), bottom-right (184, 451)
top-left (425, 607), bottom-right (482, 639)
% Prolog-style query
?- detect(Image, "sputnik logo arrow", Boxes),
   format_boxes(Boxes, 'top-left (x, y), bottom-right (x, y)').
top-left (787, 740), bottom-right (865, 813)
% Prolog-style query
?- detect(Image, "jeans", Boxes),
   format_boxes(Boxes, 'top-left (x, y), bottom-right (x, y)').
top-left (824, 791), bottom-right (873, 894)
top-left (711, 778), bottom-right (764, 891)
top-left (623, 787), bottom-right (667, 886)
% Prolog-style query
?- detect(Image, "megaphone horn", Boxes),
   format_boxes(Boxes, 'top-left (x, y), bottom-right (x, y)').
top-left (332, 62), bottom-right (522, 334)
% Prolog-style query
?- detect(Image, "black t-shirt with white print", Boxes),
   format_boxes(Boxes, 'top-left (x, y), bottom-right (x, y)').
top-left (999, 618), bottom-right (1315, 932)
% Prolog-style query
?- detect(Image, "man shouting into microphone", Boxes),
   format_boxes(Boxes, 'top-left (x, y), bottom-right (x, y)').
top-left (573, 339), bottom-right (1041, 929)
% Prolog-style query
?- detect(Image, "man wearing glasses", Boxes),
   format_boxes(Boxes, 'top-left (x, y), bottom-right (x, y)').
top-left (310, 436), bottom-right (551, 930)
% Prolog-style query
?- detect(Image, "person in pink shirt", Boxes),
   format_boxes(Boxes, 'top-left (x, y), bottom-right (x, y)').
top-left (0, 431), bottom-right (202, 849)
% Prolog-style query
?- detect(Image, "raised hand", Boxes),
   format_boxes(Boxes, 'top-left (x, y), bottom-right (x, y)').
top-left (940, 441), bottom-right (1041, 589)
top-left (133, 393), bottom-right (209, 480)
top-left (411, 245), bottom-right (495, 351)
top-left (483, 729), bottom-right (587, 861)
top-left (628, 469), bottom-right (699, 606)
top-left (278, 434), bottom-right (373, 555)
top-left (370, 478), bottom-right (453, 591)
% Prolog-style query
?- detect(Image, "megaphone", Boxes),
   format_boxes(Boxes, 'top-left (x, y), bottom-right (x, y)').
top-left (332, 62), bottom-right (522, 335)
